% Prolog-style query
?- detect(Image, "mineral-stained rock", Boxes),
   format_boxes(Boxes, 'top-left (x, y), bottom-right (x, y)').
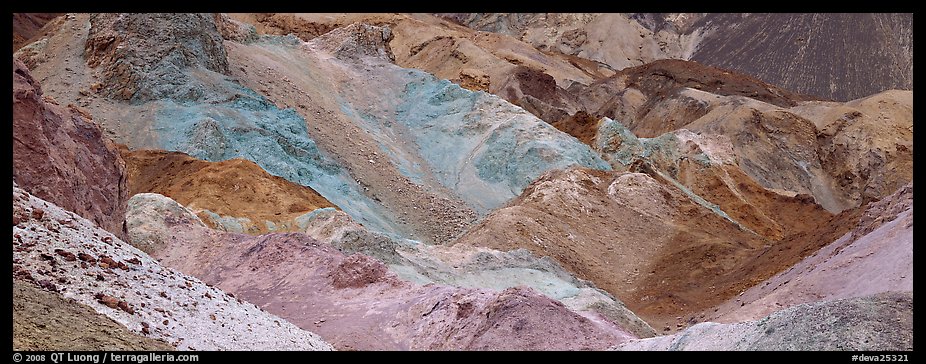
top-left (84, 13), bottom-right (229, 102)
top-left (14, 185), bottom-right (333, 351)
top-left (13, 59), bottom-right (128, 240)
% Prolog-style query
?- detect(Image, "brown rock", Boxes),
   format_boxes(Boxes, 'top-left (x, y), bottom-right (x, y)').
top-left (209, 314), bottom-right (216, 321)
top-left (117, 301), bottom-right (135, 315)
top-left (126, 257), bottom-right (142, 265)
top-left (330, 254), bottom-right (390, 289)
top-left (141, 327), bottom-right (150, 335)
top-left (77, 252), bottom-right (97, 264)
top-left (84, 13), bottom-right (229, 102)
top-left (54, 249), bottom-right (77, 261)
top-left (459, 68), bottom-right (490, 92)
top-left (12, 13), bottom-right (61, 52)
top-left (37, 280), bottom-right (58, 292)
top-left (101, 236), bottom-right (113, 245)
top-left (31, 208), bottom-right (44, 221)
top-left (13, 266), bottom-right (35, 282)
top-left (99, 256), bottom-right (117, 267)
top-left (122, 149), bottom-right (338, 235)
top-left (95, 293), bottom-right (120, 309)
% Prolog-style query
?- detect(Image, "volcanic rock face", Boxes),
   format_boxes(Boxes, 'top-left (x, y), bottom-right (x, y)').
top-left (227, 13), bottom-right (346, 41)
top-left (594, 122), bottom-right (835, 242)
top-left (12, 59), bottom-right (129, 240)
top-left (580, 59), bottom-right (816, 137)
top-left (84, 13), bottom-right (229, 101)
top-left (223, 22), bottom-right (611, 243)
top-left (125, 193), bottom-right (207, 254)
top-left (122, 149), bottom-right (337, 234)
top-left (582, 66), bottom-right (912, 214)
top-left (14, 280), bottom-right (175, 351)
top-left (439, 13), bottom-right (698, 71)
top-left (790, 91), bottom-right (914, 210)
top-left (676, 91), bottom-right (912, 213)
top-left (309, 22), bottom-right (395, 62)
top-left (294, 207), bottom-right (657, 340)
top-left (616, 292), bottom-right (913, 351)
top-left (232, 13), bottom-right (607, 128)
top-left (12, 185), bottom-right (333, 351)
top-left (13, 13), bottom-right (61, 51)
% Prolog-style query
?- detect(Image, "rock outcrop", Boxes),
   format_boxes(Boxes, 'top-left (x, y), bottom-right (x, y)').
top-left (13, 13), bottom-right (61, 51)
top-left (84, 13), bottom-right (229, 101)
top-left (123, 149), bottom-right (337, 234)
top-left (13, 58), bottom-right (129, 239)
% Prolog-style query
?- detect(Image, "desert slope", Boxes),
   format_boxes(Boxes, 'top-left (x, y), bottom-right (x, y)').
top-left (12, 185), bottom-right (333, 351)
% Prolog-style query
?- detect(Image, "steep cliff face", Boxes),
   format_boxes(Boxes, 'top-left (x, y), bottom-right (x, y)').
top-left (13, 59), bottom-right (129, 240)
top-left (83, 13), bottom-right (229, 102)
top-left (12, 13), bottom-right (61, 51)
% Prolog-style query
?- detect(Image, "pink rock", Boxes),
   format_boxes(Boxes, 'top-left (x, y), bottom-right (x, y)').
top-left (12, 59), bottom-right (128, 240)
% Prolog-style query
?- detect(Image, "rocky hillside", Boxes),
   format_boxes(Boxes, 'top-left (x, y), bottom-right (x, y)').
top-left (12, 13), bottom-right (60, 51)
top-left (124, 193), bottom-right (640, 350)
top-left (688, 13), bottom-right (913, 101)
top-left (14, 280), bottom-right (174, 351)
top-left (13, 185), bottom-right (333, 350)
top-left (12, 12), bottom-right (914, 352)
top-left (616, 292), bottom-right (913, 351)
top-left (444, 13), bottom-right (913, 101)
top-left (13, 59), bottom-right (129, 240)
